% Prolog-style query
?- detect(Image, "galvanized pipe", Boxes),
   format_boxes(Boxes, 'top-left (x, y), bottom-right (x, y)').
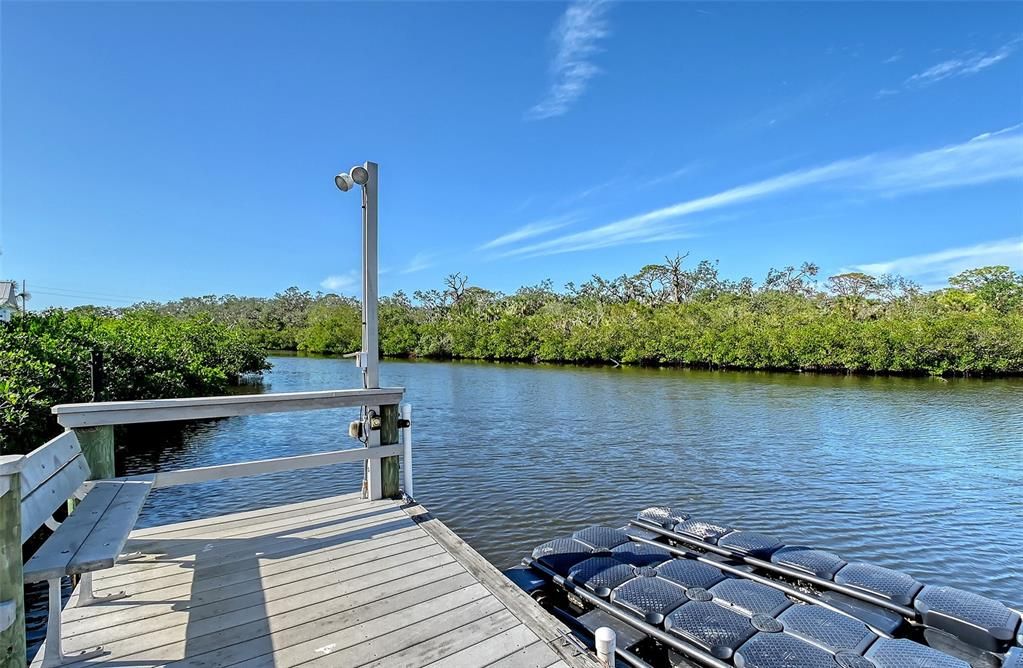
top-left (631, 518), bottom-right (918, 619)
top-left (624, 534), bottom-right (893, 638)
top-left (401, 403), bottom-right (413, 500)
top-left (526, 559), bottom-right (732, 668)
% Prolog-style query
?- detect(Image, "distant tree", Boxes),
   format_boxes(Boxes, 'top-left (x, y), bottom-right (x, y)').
top-left (443, 273), bottom-right (469, 305)
top-left (827, 272), bottom-right (882, 298)
top-left (948, 266), bottom-right (1023, 313)
top-left (763, 262), bottom-right (820, 297)
top-left (661, 253), bottom-right (691, 303)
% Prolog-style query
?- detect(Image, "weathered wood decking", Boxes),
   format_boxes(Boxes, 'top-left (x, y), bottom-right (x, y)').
top-left (32, 493), bottom-right (595, 668)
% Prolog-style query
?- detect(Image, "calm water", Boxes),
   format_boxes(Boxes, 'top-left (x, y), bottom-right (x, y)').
top-left (25, 355), bottom-right (1023, 654)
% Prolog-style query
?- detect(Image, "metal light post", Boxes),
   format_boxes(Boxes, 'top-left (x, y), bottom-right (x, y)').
top-left (360, 162), bottom-right (380, 391)
top-left (335, 161), bottom-right (384, 498)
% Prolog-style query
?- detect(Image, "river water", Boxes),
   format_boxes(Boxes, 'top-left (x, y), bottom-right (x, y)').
top-left (25, 354), bottom-right (1023, 654)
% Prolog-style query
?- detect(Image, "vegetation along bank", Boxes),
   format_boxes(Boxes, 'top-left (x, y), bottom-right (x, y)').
top-left (4, 258), bottom-right (1021, 454)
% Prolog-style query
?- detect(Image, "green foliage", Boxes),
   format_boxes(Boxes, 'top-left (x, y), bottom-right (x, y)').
top-left (295, 297), bottom-right (362, 354)
top-left (200, 260), bottom-right (1014, 378)
top-left (0, 310), bottom-right (269, 455)
top-left (4, 260), bottom-right (1018, 453)
top-left (275, 261), bottom-right (1015, 378)
top-left (948, 266), bottom-right (1023, 314)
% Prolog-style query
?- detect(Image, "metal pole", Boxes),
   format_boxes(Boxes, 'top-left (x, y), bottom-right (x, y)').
top-left (362, 161), bottom-right (382, 499)
top-left (401, 403), bottom-right (413, 500)
top-left (630, 519), bottom-right (916, 619)
top-left (623, 533), bottom-right (893, 638)
top-left (525, 559), bottom-right (731, 668)
top-left (362, 161), bottom-right (380, 390)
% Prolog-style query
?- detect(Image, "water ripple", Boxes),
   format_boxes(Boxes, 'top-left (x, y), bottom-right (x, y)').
top-left (120, 356), bottom-right (1023, 612)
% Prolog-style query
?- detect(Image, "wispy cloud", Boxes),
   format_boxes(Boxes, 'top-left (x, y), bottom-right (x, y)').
top-left (526, 0), bottom-right (611, 121)
top-left (640, 164), bottom-right (698, 189)
top-left (499, 216), bottom-right (698, 258)
top-left (851, 238), bottom-right (1023, 288)
top-left (904, 37), bottom-right (1020, 88)
top-left (320, 271), bottom-right (358, 293)
top-left (883, 50), bottom-right (903, 64)
top-left (400, 252), bottom-right (436, 274)
top-left (478, 214), bottom-right (577, 250)
top-left (860, 127), bottom-right (1023, 194)
top-left (557, 178), bottom-right (617, 206)
top-left (497, 127), bottom-right (1023, 258)
top-left (969, 122), bottom-right (1023, 142)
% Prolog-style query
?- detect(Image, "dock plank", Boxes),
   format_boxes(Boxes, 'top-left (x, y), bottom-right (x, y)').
top-left (64, 544), bottom-right (453, 645)
top-left (425, 624), bottom-right (544, 667)
top-left (486, 640), bottom-right (568, 668)
top-left (358, 609), bottom-right (521, 668)
top-left (32, 493), bottom-right (598, 668)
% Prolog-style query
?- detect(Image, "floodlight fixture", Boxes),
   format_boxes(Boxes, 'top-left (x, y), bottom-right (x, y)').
top-left (350, 165), bottom-right (369, 185)
top-left (335, 172), bottom-right (355, 192)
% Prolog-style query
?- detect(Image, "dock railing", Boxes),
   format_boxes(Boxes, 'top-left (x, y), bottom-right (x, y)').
top-left (0, 386), bottom-right (411, 667)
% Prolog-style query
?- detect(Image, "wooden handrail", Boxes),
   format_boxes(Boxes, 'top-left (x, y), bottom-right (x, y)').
top-left (52, 388), bottom-right (405, 428)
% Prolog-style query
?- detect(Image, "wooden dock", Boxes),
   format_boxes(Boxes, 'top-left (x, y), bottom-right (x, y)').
top-left (32, 492), bottom-right (594, 667)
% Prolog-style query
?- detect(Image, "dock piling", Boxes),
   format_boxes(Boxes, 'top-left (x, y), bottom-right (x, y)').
top-left (0, 462), bottom-right (25, 668)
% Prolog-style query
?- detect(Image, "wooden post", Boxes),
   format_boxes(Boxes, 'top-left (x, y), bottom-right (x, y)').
top-left (379, 404), bottom-right (400, 499)
top-left (74, 426), bottom-right (115, 480)
top-left (0, 463), bottom-right (25, 668)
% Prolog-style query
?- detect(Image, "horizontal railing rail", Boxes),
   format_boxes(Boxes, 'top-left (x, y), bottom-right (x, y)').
top-left (132, 443), bottom-right (405, 489)
top-left (4, 388), bottom-right (413, 665)
top-left (52, 388), bottom-right (405, 428)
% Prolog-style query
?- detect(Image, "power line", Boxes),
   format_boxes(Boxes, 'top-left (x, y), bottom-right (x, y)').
top-left (32, 290), bottom-right (142, 304)
top-left (31, 284), bottom-right (147, 301)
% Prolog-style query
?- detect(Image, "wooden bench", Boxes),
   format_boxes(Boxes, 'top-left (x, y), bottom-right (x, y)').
top-left (10, 431), bottom-right (152, 667)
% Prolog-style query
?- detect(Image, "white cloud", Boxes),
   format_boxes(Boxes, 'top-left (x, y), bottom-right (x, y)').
top-left (969, 122), bottom-right (1023, 143)
top-left (526, 0), bottom-right (611, 121)
top-left (860, 129), bottom-right (1023, 194)
top-left (478, 215), bottom-right (576, 250)
top-left (851, 238), bottom-right (1023, 288)
top-left (640, 164), bottom-right (698, 189)
top-left (497, 127), bottom-right (1023, 258)
top-left (401, 252), bottom-right (436, 274)
top-left (499, 216), bottom-right (697, 258)
top-left (905, 38), bottom-right (1020, 87)
top-left (320, 271), bottom-right (358, 293)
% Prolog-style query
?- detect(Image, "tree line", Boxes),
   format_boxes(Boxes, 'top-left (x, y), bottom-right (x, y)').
top-left (139, 257), bottom-right (1023, 376)
top-left (4, 257), bottom-right (1020, 454)
top-left (0, 310), bottom-right (269, 455)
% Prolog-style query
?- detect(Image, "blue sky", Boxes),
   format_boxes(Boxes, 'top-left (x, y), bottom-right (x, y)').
top-left (2, 1), bottom-right (1021, 308)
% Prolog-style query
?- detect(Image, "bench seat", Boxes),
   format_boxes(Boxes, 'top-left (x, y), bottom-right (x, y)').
top-left (24, 478), bottom-right (153, 584)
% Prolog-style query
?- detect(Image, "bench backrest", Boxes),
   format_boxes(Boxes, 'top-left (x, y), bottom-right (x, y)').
top-left (18, 431), bottom-right (91, 543)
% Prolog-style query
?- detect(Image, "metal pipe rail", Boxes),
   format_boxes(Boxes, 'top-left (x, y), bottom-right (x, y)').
top-left (526, 559), bottom-right (732, 668)
top-left (624, 534), bottom-right (894, 638)
top-left (631, 518), bottom-right (917, 619)
top-left (52, 388), bottom-right (404, 427)
top-left (549, 606), bottom-right (655, 668)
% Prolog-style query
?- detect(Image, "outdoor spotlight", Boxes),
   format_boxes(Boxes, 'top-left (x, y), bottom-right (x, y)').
top-left (350, 165), bottom-right (369, 185)
top-left (335, 172), bottom-right (355, 192)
